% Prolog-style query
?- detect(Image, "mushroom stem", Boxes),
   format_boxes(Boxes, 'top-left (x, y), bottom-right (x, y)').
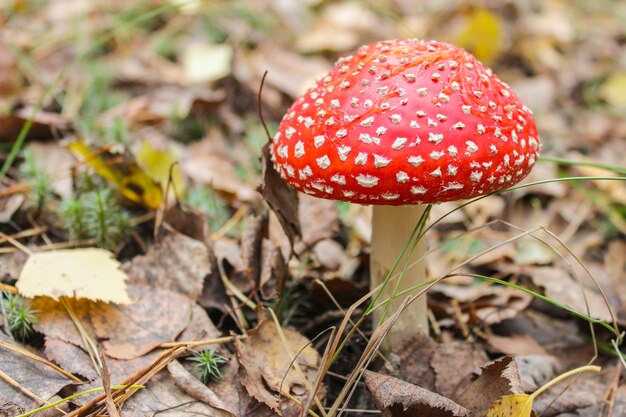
top-left (370, 204), bottom-right (428, 348)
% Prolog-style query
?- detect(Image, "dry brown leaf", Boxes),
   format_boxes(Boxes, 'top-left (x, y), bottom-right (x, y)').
top-left (456, 356), bottom-right (525, 415)
top-left (32, 297), bottom-right (94, 347)
top-left (90, 285), bottom-right (192, 360)
top-left (0, 41), bottom-right (20, 95)
top-left (486, 334), bottom-right (548, 356)
top-left (234, 318), bottom-right (323, 416)
top-left (431, 341), bottom-right (488, 399)
top-left (388, 333), bottom-right (438, 391)
top-left (125, 230), bottom-right (210, 301)
top-left (0, 112), bottom-right (70, 143)
top-left (364, 370), bottom-right (471, 417)
top-left (298, 193), bottom-right (339, 249)
top-left (0, 193), bottom-right (24, 223)
top-left (520, 266), bottom-right (614, 322)
top-left (27, 142), bottom-right (74, 199)
top-left (17, 248), bottom-right (131, 304)
top-left (0, 333), bottom-right (74, 412)
top-left (259, 141), bottom-right (300, 252)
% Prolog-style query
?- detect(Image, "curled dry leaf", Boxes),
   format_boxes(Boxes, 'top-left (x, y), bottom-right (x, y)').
top-left (364, 370), bottom-right (471, 417)
top-left (431, 341), bottom-right (488, 399)
top-left (259, 141), bottom-right (300, 252)
top-left (456, 356), bottom-right (526, 416)
top-left (17, 248), bottom-right (131, 304)
top-left (234, 318), bottom-right (323, 417)
top-left (90, 285), bottom-right (192, 360)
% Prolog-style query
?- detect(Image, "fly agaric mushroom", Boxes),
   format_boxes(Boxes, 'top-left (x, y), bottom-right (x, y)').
top-left (270, 39), bottom-right (540, 346)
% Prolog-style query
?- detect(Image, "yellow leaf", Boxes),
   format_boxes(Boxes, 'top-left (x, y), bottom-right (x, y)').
top-left (487, 394), bottom-right (534, 417)
top-left (136, 140), bottom-right (185, 196)
top-left (17, 248), bottom-right (131, 304)
top-left (68, 141), bottom-right (163, 209)
top-left (455, 8), bottom-right (503, 65)
top-left (598, 72), bottom-right (626, 111)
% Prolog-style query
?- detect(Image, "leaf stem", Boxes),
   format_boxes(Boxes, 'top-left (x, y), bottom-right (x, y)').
top-left (531, 365), bottom-right (601, 399)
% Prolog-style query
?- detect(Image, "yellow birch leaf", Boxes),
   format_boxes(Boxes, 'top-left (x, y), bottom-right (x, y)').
top-left (455, 8), bottom-right (503, 65)
top-left (598, 72), bottom-right (626, 111)
top-left (17, 248), bottom-right (131, 304)
top-left (68, 141), bottom-right (163, 209)
top-left (486, 394), bottom-right (534, 417)
top-left (136, 140), bottom-right (185, 196)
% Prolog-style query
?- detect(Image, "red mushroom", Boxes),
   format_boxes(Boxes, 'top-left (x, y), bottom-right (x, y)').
top-left (271, 39), bottom-right (540, 346)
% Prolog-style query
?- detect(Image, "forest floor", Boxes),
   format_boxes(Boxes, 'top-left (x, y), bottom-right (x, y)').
top-left (0, 1), bottom-right (625, 416)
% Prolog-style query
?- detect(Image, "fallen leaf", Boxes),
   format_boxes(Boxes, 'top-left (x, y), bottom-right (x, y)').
top-left (0, 333), bottom-right (74, 411)
top-left (298, 193), bottom-right (339, 249)
top-left (259, 141), bottom-right (300, 252)
top-left (364, 370), bottom-right (471, 417)
top-left (388, 333), bottom-right (438, 391)
top-left (513, 240), bottom-right (555, 266)
top-left (0, 193), bottom-right (24, 223)
top-left (182, 43), bottom-right (232, 84)
top-left (234, 318), bottom-right (323, 416)
top-left (455, 8), bottom-right (504, 65)
top-left (0, 41), bottom-right (20, 95)
top-left (68, 141), bottom-right (163, 209)
top-left (0, 112), bottom-right (70, 143)
top-left (44, 337), bottom-right (99, 381)
top-left (431, 341), bottom-right (488, 399)
top-left (486, 334), bottom-right (548, 356)
top-left (17, 248), bottom-right (131, 304)
top-left (167, 360), bottom-right (234, 417)
top-left (125, 230), bottom-right (210, 301)
top-left (487, 394), bottom-right (535, 417)
top-left (32, 297), bottom-right (94, 347)
top-left (136, 139), bottom-right (185, 196)
top-left (519, 266), bottom-right (614, 322)
top-left (27, 142), bottom-right (74, 199)
top-left (514, 355), bottom-right (560, 392)
top-left (598, 71), bottom-right (626, 112)
top-left (456, 356), bottom-right (525, 416)
top-left (90, 286), bottom-right (192, 359)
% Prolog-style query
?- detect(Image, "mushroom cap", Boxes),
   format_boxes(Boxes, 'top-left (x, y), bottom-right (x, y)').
top-left (271, 39), bottom-right (540, 205)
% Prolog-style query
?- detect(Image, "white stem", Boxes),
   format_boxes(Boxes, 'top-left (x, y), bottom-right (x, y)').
top-left (370, 204), bottom-right (428, 348)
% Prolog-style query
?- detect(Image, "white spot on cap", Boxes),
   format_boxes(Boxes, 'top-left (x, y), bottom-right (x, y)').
top-left (430, 167), bottom-right (442, 177)
top-left (285, 126), bottom-right (296, 139)
top-left (473, 90), bottom-right (483, 98)
top-left (382, 193), bottom-right (399, 200)
top-left (330, 99), bottom-right (340, 108)
top-left (325, 117), bottom-right (335, 126)
top-left (285, 164), bottom-right (294, 177)
top-left (376, 126), bottom-right (387, 135)
top-left (489, 144), bottom-right (497, 154)
top-left (314, 135), bottom-right (325, 148)
top-left (376, 86), bottom-right (389, 94)
top-left (390, 114), bottom-right (402, 124)
top-left (417, 87), bottom-right (428, 96)
top-left (316, 155), bottom-right (331, 169)
top-left (482, 162), bottom-right (493, 169)
top-left (448, 145), bottom-right (458, 156)
top-left (436, 114), bottom-right (448, 121)
top-left (273, 132), bottom-right (281, 142)
top-left (277, 145), bottom-right (288, 158)
top-left (299, 165), bottom-right (313, 179)
top-left (337, 145), bottom-right (351, 161)
top-left (416, 110), bottom-right (427, 117)
top-left (411, 186), bottom-right (427, 195)
top-left (466, 141), bottom-right (479, 154)
top-left (428, 118), bottom-right (438, 127)
top-left (336, 129), bottom-right (347, 138)
top-left (438, 93), bottom-right (450, 103)
top-left (396, 171), bottom-right (409, 183)
top-left (404, 74), bottom-right (416, 82)
top-left (428, 132), bottom-right (444, 145)
top-left (351, 98), bottom-right (359, 107)
top-left (331, 174), bottom-right (346, 185)
top-left (360, 116), bottom-right (375, 127)
top-left (408, 156), bottom-right (425, 167)
top-left (356, 174), bottom-right (379, 188)
top-left (500, 88), bottom-right (510, 97)
top-left (355, 152), bottom-right (368, 165)
top-left (430, 150), bottom-right (445, 160)
top-left (359, 133), bottom-right (380, 145)
top-left (443, 182), bottom-right (463, 191)
top-left (462, 105), bottom-right (472, 114)
top-left (294, 141), bottom-right (305, 158)
top-left (477, 124), bottom-right (486, 134)
top-left (339, 81), bottom-right (350, 90)
top-left (343, 190), bottom-right (355, 198)
top-left (410, 121), bottom-right (420, 128)
top-left (373, 154), bottom-right (391, 168)
top-left (364, 99), bottom-right (373, 108)
top-left (447, 165), bottom-right (458, 176)
top-left (470, 171), bottom-right (483, 182)
top-left (392, 137), bottom-right (407, 150)
top-left (452, 122), bottom-right (465, 129)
